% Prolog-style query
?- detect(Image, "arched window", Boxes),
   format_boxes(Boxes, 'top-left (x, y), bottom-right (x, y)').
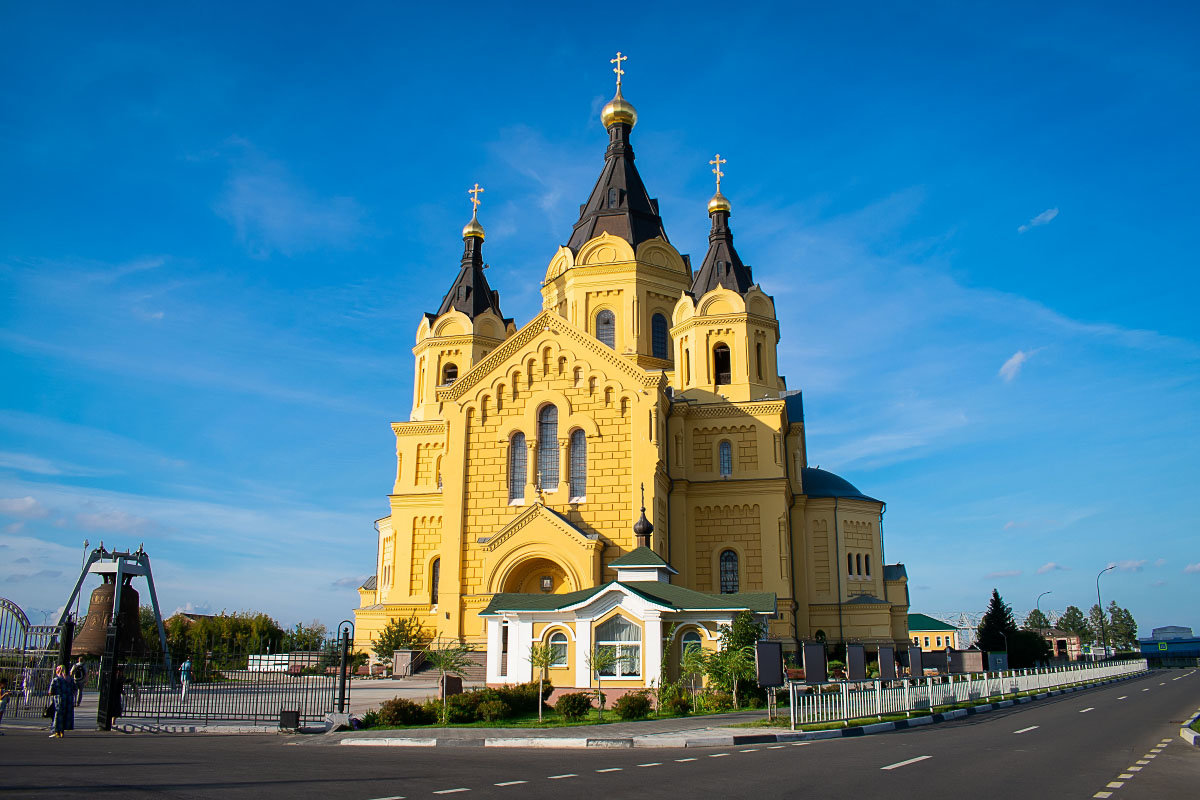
top-left (549, 632), bottom-right (568, 667)
top-left (719, 440), bottom-right (733, 477)
top-left (508, 432), bottom-right (527, 503)
top-left (596, 310), bottom-right (616, 348)
top-left (430, 558), bottom-right (440, 605)
top-left (537, 405), bottom-right (559, 490)
top-left (568, 428), bottom-right (587, 501)
top-left (651, 313), bottom-right (669, 360)
top-left (713, 343), bottom-right (731, 385)
top-left (441, 362), bottom-right (458, 385)
top-left (684, 349), bottom-right (691, 383)
top-left (681, 630), bottom-right (702, 656)
top-left (595, 615), bottom-right (641, 678)
top-left (756, 342), bottom-right (763, 381)
top-left (847, 553), bottom-right (854, 576)
top-left (864, 554), bottom-right (871, 577)
top-left (856, 553), bottom-right (862, 577)
top-left (719, 549), bottom-right (739, 593)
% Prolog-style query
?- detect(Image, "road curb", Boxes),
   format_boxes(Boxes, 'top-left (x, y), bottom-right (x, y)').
top-left (332, 669), bottom-right (1147, 748)
top-left (1181, 709), bottom-right (1200, 747)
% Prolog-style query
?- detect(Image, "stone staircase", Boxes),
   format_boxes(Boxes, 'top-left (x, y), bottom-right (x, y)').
top-left (413, 650), bottom-right (487, 684)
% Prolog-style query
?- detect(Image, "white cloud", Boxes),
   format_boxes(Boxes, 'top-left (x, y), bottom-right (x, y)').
top-left (1037, 562), bottom-right (1069, 574)
top-left (1151, 579), bottom-right (1167, 587)
top-left (0, 496), bottom-right (50, 518)
top-left (986, 569), bottom-right (1022, 578)
top-left (75, 508), bottom-right (154, 534)
top-left (1018, 207), bottom-right (1059, 233)
top-left (1153, 558), bottom-right (1167, 567)
top-left (332, 575), bottom-right (370, 590)
top-left (999, 350), bottom-right (1033, 382)
top-left (1111, 559), bottom-right (1147, 573)
top-left (1184, 563), bottom-right (1200, 574)
top-left (0, 450), bottom-right (110, 477)
top-left (1003, 520), bottom-right (1031, 530)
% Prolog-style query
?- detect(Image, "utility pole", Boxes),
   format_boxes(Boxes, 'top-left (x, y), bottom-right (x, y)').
top-left (1096, 565), bottom-right (1115, 658)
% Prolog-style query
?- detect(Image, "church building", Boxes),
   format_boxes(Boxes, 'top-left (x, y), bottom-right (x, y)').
top-left (354, 57), bottom-right (911, 684)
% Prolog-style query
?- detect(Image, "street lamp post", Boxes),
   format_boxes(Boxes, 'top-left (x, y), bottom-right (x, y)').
top-left (1096, 565), bottom-right (1116, 659)
top-left (1035, 590), bottom-right (1052, 625)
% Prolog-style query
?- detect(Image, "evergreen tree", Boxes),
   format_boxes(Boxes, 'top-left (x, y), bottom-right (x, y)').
top-left (1087, 604), bottom-right (1107, 648)
top-left (1023, 609), bottom-right (1051, 630)
top-left (1107, 601), bottom-right (1139, 650)
top-left (1058, 605), bottom-right (1089, 639)
top-left (976, 589), bottom-right (1017, 652)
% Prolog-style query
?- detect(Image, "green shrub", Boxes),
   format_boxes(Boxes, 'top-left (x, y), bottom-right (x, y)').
top-left (377, 697), bottom-right (434, 726)
top-left (445, 690), bottom-right (486, 723)
top-left (660, 693), bottom-right (690, 716)
top-left (699, 689), bottom-right (733, 712)
top-left (494, 682), bottom-right (548, 714)
top-left (613, 690), bottom-right (653, 720)
top-left (477, 699), bottom-right (511, 721)
top-left (555, 691), bottom-right (594, 721)
top-left (358, 709), bottom-right (380, 729)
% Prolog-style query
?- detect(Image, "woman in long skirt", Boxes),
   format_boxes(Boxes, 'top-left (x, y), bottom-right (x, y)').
top-left (47, 664), bottom-right (74, 738)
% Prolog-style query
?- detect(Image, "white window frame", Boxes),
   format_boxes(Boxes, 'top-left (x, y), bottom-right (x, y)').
top-left (548, 632), bottom-right (568, 667)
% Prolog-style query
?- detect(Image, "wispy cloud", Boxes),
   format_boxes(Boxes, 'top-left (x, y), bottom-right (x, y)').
top-left (1184, 563), bottom-right (1200, 574)
top-left (1153, 558), bottom-right (1167, 567)
top-left (0, 496), bottom-right (50, 518)
top-left (999, 349), bottom-right (1034, 382)
top-left (1037, 562), bottom-right (1069, 574)
top-left (1018, 207), bottom-right (1059, 233)
top-left (1003, 520), bottom-right (1030, 530)
top-left (217, 140), bottom-right (366, 258)
top-left (1111, 559), bottom-right (1148, 573)
top-left (332, 575), bottom-right (369, 590)
top-left (986, 569), bottom-right (1022, 578)
top-left (75, 508), bottom-right (155, 534)
top-left (0, 451), bottom-right (110, 477)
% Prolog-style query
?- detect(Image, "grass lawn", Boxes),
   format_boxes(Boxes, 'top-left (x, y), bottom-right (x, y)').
top-left (362, 705), bottom-right (760, 731)
top-left (1190, 717), bottom-right (1200, 734)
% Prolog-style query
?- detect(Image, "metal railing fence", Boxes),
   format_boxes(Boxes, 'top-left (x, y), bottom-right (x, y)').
top-left (787, 658), bottom-right (1147, 730)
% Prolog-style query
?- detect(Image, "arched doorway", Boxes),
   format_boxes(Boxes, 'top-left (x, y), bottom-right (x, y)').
top-left (502, 557), bottom-right (573, 594)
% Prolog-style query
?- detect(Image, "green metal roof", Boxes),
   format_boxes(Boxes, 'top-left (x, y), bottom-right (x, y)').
top-left (608, 546), bottom-right (676, 572)
top-left (480, 581), bottom-right (775, 615)
top-left (908, 613), bottom-right (956, 631)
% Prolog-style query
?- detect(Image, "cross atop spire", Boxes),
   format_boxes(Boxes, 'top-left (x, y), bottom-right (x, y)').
top-left (710, 154), bottom-right (726, 193)
top-left (611, 51), bottom-right (627, 88)
top-left (468, 182), bottom-right (484, 212)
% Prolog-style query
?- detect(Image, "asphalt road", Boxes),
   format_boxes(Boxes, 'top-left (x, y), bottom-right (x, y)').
top-left (0, 669), bottom-right (1195, 799)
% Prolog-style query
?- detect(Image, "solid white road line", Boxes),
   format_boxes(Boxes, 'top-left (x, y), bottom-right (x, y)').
top-left (1079, 707), bottom-right (1095, 713)
top-left (547, 774), bottom-right (577, 779)
top-left (881, 755), bottom-right (932, 771)
top-left (1014, 726), bottom-right (1039, 734)
top-left (494, 781), bottom-right (527, 787)
top-left (595, 768), bottom-right (623, 773)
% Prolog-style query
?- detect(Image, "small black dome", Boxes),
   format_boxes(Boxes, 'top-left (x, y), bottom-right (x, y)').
top-left (800, 467), bottom-right (879, 502)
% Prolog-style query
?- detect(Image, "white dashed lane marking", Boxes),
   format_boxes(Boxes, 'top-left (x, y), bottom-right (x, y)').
top-left (637, 763), bottom-right (662, 767)
top-left (881, 755), bottom-right (932, 771)
top-left (674, 758), bottom-right (696, 762)
top-left (595, 768), bottom-right (622, 773)
top-left (494, 781), bottom-right (526, 787)
top-left (1014, 726), bottom-right (1039, 734)
top-left (433, 791), bottom-right (469, 796)
top-left (1117, 695), bottom-right (1128, 700)
top-left (367, 796), bottom-right (404, 800)
top-left (1079, 707), bottom-right (1095, 713)
top-left (709, 753), bottom-right (730, 758)
top-left (1107, 782), bottom-right (1125, 789)
top-left (1093, 793), bottom-right (1112, 798)
top-left (1141, 688), bottom-right (1150, 692)
top-left (547, 774), bottom-right (577, 779)
top-left (768, 745), bottom-right (787, 749)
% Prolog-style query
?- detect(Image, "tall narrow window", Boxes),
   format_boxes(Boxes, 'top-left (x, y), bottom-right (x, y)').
top-left (755, 342), bottom-right (763, 381)
top-left (595, 615), bottom-right (641, 678)
top-left (508, 432), bottom-right (527, 503)
top-left (718, 440), bottom-right (733, 477)
top-left (537, 405), bottom-right (559, 490)
top-left (569, 428), bottom-right (587, 501)
top-left (500, 623), bottom-right (510, 677)
top-left (713, 343), bottom-right (731, 385)
top-left (441, 363), bottom-right (458, 385)
top-left (856, 553), bottom-right (862, 577)
top-left (684, 349), bottom-right (691, 383)
top-left (596, 310), bottom-right (616, 348)
top-left (549, 632), bottom-right (568, 667)
top-left (847, 553), bottom-right (854, 576)
top-left (651, 313), bottom-right (669, 360)
top-left (719, 549), bottom-right (739, 593)
top-left (608, 187), bottom-right (618, 209)
top-left (865, 554), bottom-right (871, 577)
top-left (430, 558), bottom-right (440, 605)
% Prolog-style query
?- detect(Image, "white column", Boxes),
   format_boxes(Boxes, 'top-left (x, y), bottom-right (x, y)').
top-left (485, 619), bottom-right (502, 684)
top-left (575, 616), bottom-right (593, 689)
top-left (514, 619), bottom-right (534, 683)
top-left (644, 612), bottom-right (663, 688)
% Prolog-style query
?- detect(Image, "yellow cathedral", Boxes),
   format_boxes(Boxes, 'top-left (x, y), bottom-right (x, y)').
top-left (354, 61), bottom-right (911, 679)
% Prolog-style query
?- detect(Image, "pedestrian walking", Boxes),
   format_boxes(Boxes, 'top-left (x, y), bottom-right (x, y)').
top-left (0, 677), bottom-right (13, 734)
top-left (47, 664), bottom-right (74, 738)
top-left (180, 657), bottom-right (192, 703)
top-left (70, 657), bottom-right (87, 706)
top-left (20, 660), bottom-right (34, 704)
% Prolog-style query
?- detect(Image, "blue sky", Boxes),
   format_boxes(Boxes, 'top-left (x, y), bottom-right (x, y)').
top-left (2, 2), bottom-right (1197, 635)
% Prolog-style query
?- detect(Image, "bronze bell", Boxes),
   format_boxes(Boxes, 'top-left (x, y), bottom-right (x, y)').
top-left (71, 574), bottom-right (148, 657)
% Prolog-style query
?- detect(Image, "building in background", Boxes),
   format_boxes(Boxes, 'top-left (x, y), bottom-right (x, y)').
top-left (907, 613), bottom-right (958, 652)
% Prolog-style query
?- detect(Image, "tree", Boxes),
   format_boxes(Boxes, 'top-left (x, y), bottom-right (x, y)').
top-left (1007, 629), bottom-right (1052, 668)
top-left (705, 645), bottom-right (756, 708)
top-left (1107, 602), bottom-right (1139, 651)
top-left (422, 639), bottom-right (475, 725)
top-left (372, 614), bottom-right (429, 662)
top-left (1058, 605), bottom-right (1089, 640)
top-left (1023, 609), bottom-right (1051, 630)
top-left (282, 620), bottom-right (328, 651)
top-left (1087, 604), bottom-right (1107, 649)
top-left (527, 642), bottom-right (554, 723)
top-left (718, 611), bottom-right (763, 702)
top-left (585, 646), bottom-right (619, 722)
top-left (680, 639), bottom-right (708, 712)
top-left (976, 589), bottom-right (1017, 653)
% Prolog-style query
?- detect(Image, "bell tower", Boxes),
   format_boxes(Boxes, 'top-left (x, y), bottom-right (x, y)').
top-left (671, 156), bottom-right (785, 401)
top-left (411, 184), bottom-right (514, 421)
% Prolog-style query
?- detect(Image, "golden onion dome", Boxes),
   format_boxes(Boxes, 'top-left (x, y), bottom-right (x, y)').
top-left (462, 210), bottom-right (485, 240)
top-left (707, 190), bottom-right (731, 215)
top-left (601, 87), bottom-right (638, 129)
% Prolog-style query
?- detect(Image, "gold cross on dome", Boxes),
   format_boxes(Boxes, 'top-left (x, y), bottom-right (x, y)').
top-left (611, 51), bottom-right (627, 87)
top-left (468, 183), bottom-right (484, 212)
top-left (710, 154), bottom-right (726, 191)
